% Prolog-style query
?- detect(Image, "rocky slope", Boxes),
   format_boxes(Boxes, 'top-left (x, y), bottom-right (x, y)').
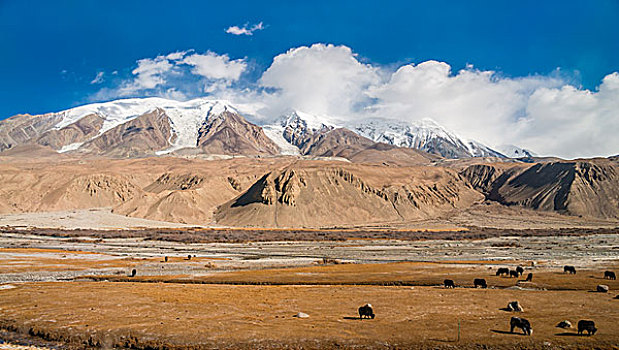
top-left (0, 155), bottom-right (617, 227)
top-left (461, 160), bottom-right (619, 219)
top-left (215, 163), bottom-right (483, 227)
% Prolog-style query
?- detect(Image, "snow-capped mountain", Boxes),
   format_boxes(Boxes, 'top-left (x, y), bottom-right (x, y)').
top-left (1, 97), bottom-right (526, 159)
top-left (0, 97), bottom-right (280, 157)
top-left (498, 145), bottom-right (536, 158)
top-left (350, 118), bottom-right (505, 159)
top-left (261, 110), bottom-right (337, 155)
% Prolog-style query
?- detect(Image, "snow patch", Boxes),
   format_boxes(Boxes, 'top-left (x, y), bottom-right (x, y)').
top-left (57, 142), bottom-right (84, 153)
top-left (262, 125), bottom-right (300, 155)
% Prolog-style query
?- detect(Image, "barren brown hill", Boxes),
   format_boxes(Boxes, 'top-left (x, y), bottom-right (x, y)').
top-left (215, 162), bottom-right (483, 227)
top-left (462, 160), bottom-right (619, 219)
top-left (0, 155), bottom-right (617, 227)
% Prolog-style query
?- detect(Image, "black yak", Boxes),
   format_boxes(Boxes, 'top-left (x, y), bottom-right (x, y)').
top-left (516, 266), bottom-right (524, 276)
top-left (358, 304), bottom-right (375, 319)
top-left (509, 270), bottom-right (519, 278)
top-left (444, 279), bottom-right (455, 288)
top-left (564, 265), bottom-right (576, 274)
top-left (507, 301), bottom-right (524, 312)
top-left (525, 273), bottom-right (533, 282)
top-left (604, 271), bottom-right (616, 280)
top-left (510, 317), bottom-right (532, 335)
top-left (577, 320), bottom-right (597, 335)
top-left (496, 267), bottom-right (509, 276)
top-left (474, 278), bottom-right (487, 288)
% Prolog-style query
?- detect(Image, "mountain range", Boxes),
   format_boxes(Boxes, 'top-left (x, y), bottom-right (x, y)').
top-left (0, 97), bottom-right (617, 228)
top-left (0, 97), bottom-right (526, 160)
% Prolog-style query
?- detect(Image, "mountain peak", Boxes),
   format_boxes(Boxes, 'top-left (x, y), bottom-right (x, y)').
top-left (498, 144), bottom-right (536, 158)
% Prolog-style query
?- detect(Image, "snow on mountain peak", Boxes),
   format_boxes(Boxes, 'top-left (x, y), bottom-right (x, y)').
top-left (279, 110), bottom-right (336, 132)
top-left (47, 97), bottom-right (238, 154)
top-left (351, 117), bottom-right (505, 159)
top-left (498, 144), bottom-right (536, 158)
top-left (17, 96), bottom-right (521, 159)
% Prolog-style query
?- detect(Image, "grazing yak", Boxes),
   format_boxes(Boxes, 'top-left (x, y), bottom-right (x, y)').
top-left (474, 278), bottom-right (487, 288)
top-left (556, 320), bottom-right (572, 329)
top-left (510, 317), bottom-right (532, 335)
top-left (604, 271), bottom-right (616, 280)
top-left (358, 304), bottom-right (375, 319)
top-left (509, 270), bottom-right (519, 278)
top-left (444, 279), bottom-right (455, 288)
top-left (496, 267), bottom-right (509, 276)
top-left (507, 301), bottom-right (524, 312)
top-left (564, 265), bottom-right (576, 274)
top-left (525, 273), bottom-right (533, 282)
top-left (516, 266), bottom-right (524, 276)
top-left (577, 320), bottom-right (597, 335)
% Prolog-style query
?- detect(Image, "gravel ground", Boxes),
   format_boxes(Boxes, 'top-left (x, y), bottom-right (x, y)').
top-left (1, 232), bottom-right (617, 283)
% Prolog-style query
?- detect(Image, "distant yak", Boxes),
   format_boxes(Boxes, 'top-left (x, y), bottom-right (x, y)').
top-left (525, 273), bottom-right (533, 282)
top-left (564, 266), bottom-right (576, 274)
top-left (444, 279), bottom-right (455, 288)
top-left (507, 301), bottom-right (524, 312)
top-left (516, 266), bottom-right (524, 276)
top-left (509, 270), bottom-right (519, 278)
top-left (510, 317), bottom-right (532, 335)
top-left (474, 278), bottom-right (487, 288)
top-left (577, 320), bottom-right (597, 336)
top-left (496, 268), bottom-right (509, 276)
top-left (604, 271), bottom-right (616, 280)
top-left (358, 304), bottom-right (375, 319)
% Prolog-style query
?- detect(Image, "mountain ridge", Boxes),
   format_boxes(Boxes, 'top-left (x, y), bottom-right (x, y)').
top-left (1, 97), bottom-right (528, 160)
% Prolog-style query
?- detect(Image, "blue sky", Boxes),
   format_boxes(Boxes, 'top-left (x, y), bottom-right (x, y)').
top-left (0, 1), bottom-right (618, 158)
top-left (1, 0), bottom-right (618, 118)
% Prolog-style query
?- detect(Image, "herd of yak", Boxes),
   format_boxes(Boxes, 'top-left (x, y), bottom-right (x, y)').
top-left (357, 265), bottom-right (616, 337)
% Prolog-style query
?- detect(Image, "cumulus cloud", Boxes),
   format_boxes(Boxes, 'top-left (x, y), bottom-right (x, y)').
top-left (365, 61), bottom-right (564, 150)
top-left (90, 71), bottom-right (104, 84)
top-left (182, 52), bottom-right (247, 82)
top-left (515, 73), bottom-right (619, 158)
top-left (118, 56), bottom-right (174, 95)
top-left (259, 43), bottom-right (381, 118)
top-left (98, 50), bottom-right (248, 100)
top-left (225, 22), bottom-right (265, 36)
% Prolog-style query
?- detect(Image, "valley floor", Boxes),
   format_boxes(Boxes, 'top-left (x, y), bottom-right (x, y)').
top-left (0, 230), bottom-right (617, 349)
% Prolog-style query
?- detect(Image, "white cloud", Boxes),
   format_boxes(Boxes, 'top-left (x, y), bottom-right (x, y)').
top-left (90, 71), bottom-right (104, 84)
top-left (225, 22), bottom-right (265, 36)
top-left (118, 56), bottom-right (174, 95)
top-left (181, 52), bottom-right (247, 82)
top-left (99, 50), bottom-right (247, 99)
top-left (365, 61), bottom-right (563, 151)
top-left (259, 43), bottom-right (381, 118)
top-left (91, 43), bottom-right (619, 158)
top-left (515, 73), bottom-right (619, 158)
